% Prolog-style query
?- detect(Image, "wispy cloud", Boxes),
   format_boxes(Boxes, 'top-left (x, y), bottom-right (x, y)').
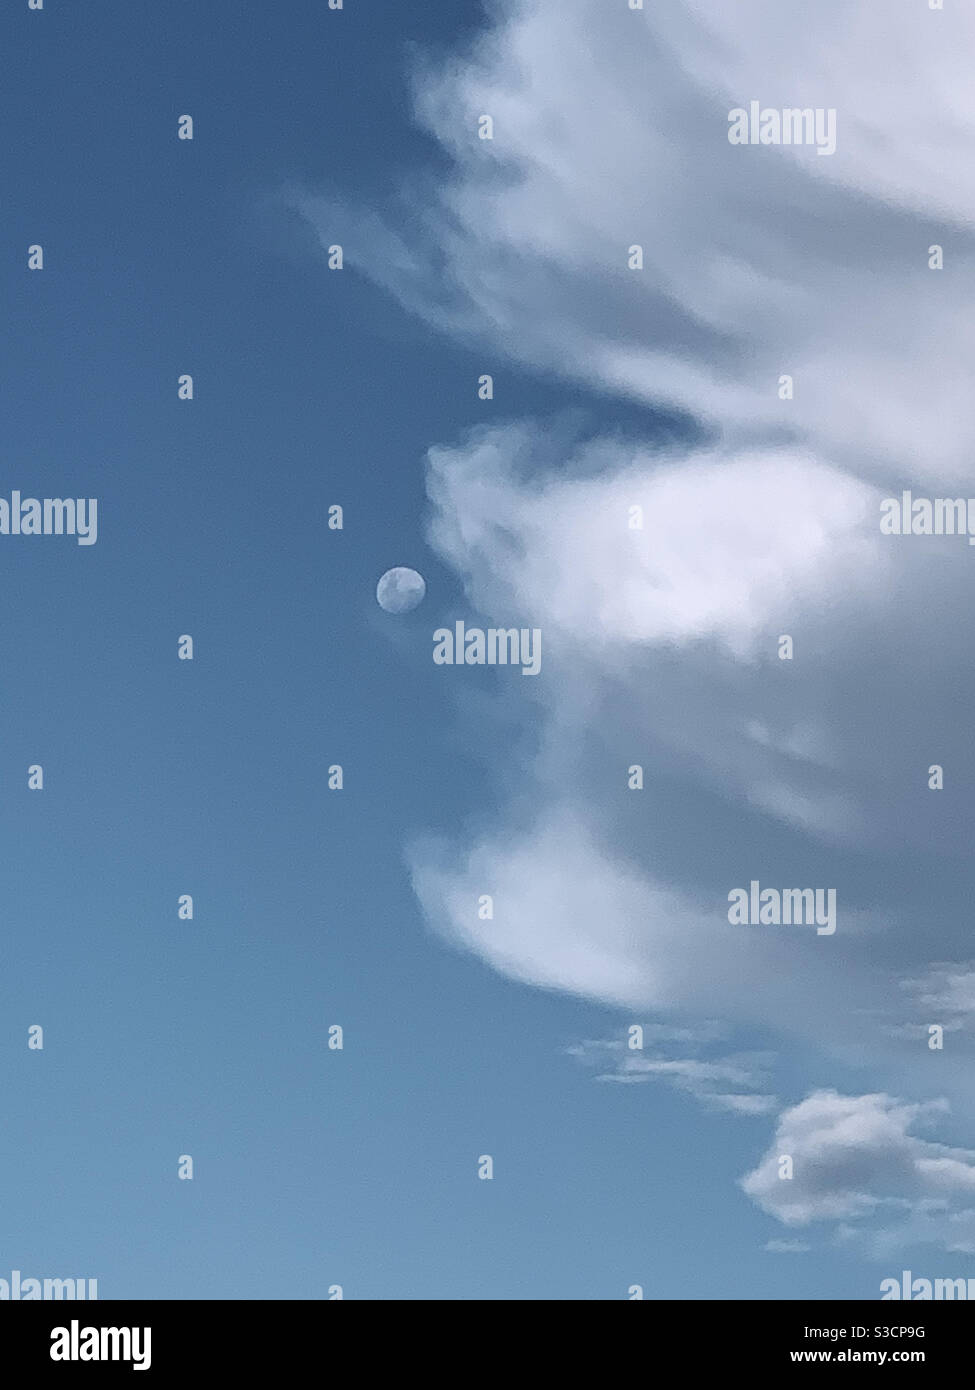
top-left (567, 1032), bottom-right (777, 1115)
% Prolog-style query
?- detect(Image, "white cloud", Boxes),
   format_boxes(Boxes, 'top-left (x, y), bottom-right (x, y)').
top-left (419, 420), bottom-right (975, 853)
top-left (296, 0), bottom-right (975, 481)
top-left (411, 809), bottom-right (679, 1010)
top-left (409, 801), bottom-right (890, 1042)
top-left (741, 1091), bottom-right (975, 1236)
top-left (298, 0), bottom-right (975, 1247)
top-left (426, 427), bottom-right (886, 661)
top-left (568, 1035), bottom-right (777, 1115)
top-left (901, 966), bottom-right (975, 1031)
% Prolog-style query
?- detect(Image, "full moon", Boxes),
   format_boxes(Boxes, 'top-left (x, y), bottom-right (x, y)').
top-left (376, 567), bottom-right (426, 614)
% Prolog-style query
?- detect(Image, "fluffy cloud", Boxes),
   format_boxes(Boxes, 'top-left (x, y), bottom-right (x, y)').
top-left (426, 428), bottom-right (885, 660)
top-left (420, 421), bottom-right (975, 855)
top-left (741, 1091), bottom-right (975, 1236)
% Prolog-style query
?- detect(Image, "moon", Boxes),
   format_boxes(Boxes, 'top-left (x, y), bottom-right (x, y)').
top-left (376, 566), bottom-right (426, 614)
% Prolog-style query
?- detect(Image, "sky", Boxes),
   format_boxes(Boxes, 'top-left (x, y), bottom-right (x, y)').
top-left (3, 0), bottom-right (975, 1301)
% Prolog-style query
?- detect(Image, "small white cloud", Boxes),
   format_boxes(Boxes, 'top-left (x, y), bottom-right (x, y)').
top-left (901, 965), bottom-right (975, 1029)
top-left (741, 1090), bottom-right (975, 1250)
top-left (568, 1034), bottom-right (776, 1115)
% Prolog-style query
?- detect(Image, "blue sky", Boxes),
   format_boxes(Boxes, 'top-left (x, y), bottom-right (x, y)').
top-left (4, 0), bottom-right (975, 1300)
